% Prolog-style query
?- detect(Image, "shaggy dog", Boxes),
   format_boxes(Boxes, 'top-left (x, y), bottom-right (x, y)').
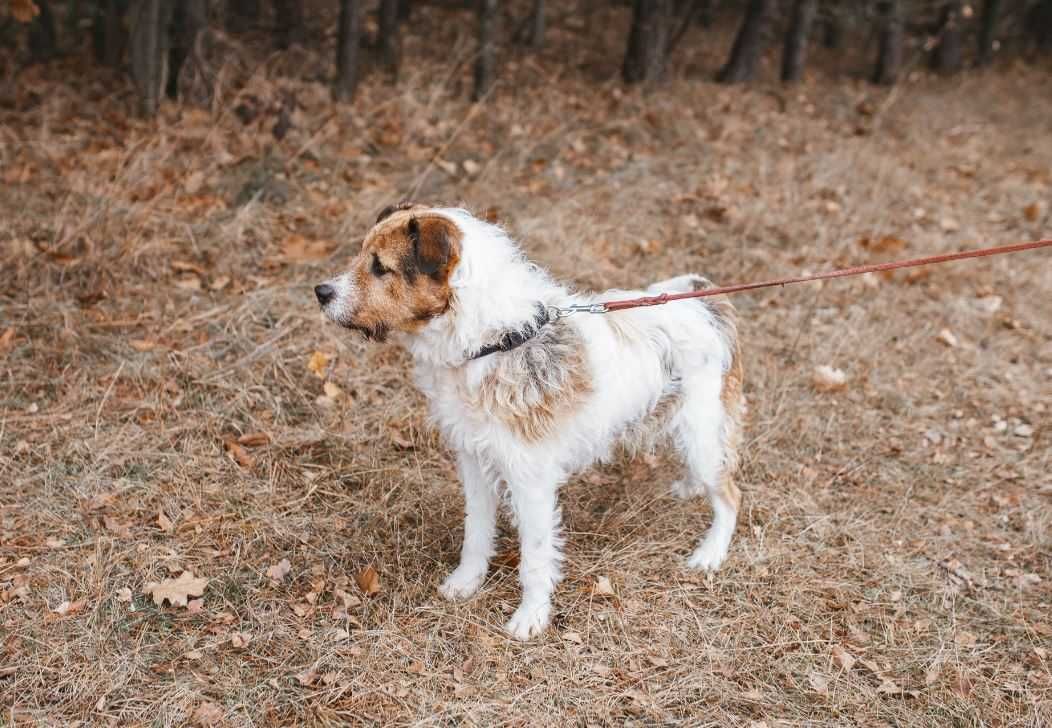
top-left (316, 204), bottom-right (744, 640)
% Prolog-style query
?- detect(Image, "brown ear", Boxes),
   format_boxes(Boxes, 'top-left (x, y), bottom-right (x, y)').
top-left (408, 216), bottom-right (457, 278)
top-left (376, 201), bottom-right (417, 224)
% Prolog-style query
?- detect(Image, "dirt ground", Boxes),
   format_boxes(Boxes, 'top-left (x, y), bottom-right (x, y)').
top-left (2, 4), bottom-right (1051, 726)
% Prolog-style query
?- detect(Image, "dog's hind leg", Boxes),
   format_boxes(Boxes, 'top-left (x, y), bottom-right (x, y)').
top-left (439, 452), bottom-right (498, 600)
top-left (671, 363), bottom-right (744, 572)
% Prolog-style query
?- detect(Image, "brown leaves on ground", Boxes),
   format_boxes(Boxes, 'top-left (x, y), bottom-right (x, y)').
top-left (143, 571), bottom-right (209, 608)
top-left (9, 0), bottom-right (39, 22)
top-left (222, 436), bottom-right (255, 469)
top-left (266, 558), bottom-right (292, 583)
top-left (307, 351), bottom-right (330, 378)
top-left (355, 566), bottom-right (380, 596)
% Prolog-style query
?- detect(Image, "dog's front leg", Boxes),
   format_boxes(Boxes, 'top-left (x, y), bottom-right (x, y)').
top-left (504, 464), bottom-right (564, 640)
top-left (438, 452), bottom-right (498, 600)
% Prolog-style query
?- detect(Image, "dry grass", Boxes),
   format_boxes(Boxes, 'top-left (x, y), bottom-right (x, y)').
top-left (2, 5), bottom-right (1051, 726)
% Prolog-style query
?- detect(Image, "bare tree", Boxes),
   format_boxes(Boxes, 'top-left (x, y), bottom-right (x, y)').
top-left (274, 0), bottom-right (305, 48)
top-left (622, 0), bottom-right (674, 84)
top-left (28, 0), bottom-right (57, 62)
top-left (129, 0), bottom-right (174, 117)
top-left (872, 0), bottom-right (902, 85)
top-left (782, 0), bottom-right (817, 81)
top-left (225, 0), bottom-right (258, 33)
top-left (334, 0), bottom-right (361, 101)
top-left (930, 1), bottom-right (963, 73)
top-left (474, 0), bottom-right (499, 100)
top-left (379, 0), bottom-right (402, 77)
top-left (717, 0), bottom-right (773, 83)
top-left (168, 0), bottom-right (207, 99)
top-left (525, 0), bottom-right (545, 48)
top-left (821, 1), bottom-right (842, 49)
top-left (976, 0), bottom-right (1000, 65)
top-left (93, 0), bottom-right (127, 67)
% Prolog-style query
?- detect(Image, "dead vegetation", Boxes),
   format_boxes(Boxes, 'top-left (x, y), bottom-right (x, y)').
top-left (1, 6), bottom-right (1051, 726)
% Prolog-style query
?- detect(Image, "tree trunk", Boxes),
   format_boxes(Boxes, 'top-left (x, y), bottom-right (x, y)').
top-left (274, 0), bottom-right (305, 48)
top-left (474, 0), bottom-right (499, 100)
top-left (872, 0), bottom-right (902, 85)
top-left (821, 2), bottom-right (841, 49)
top-left (225, 0), bottom-right (258, 33)
top-left (378, 0), bottom-right (402, 76)
top-left (168, 0), bottom-right (206, 99)
top-left (129, 0), bottom-right (173, 116)
top-left (717, 0), bottom-right (773, 83)
top-left (334, 0), bottom-right (361, 101)
top-left (976, 0), bottom-right (1000, 65)
top-left (622, 0), bottom-right (674, 84)
top-left (28, 0), bottom-right (57, 62)
top-left (698, 0), bottom-right (715, 28)
top-left (399, 0), bottom-right (412, 21)
top-left (781, 0), bottom-right (817, 81)
top-left (526, 0), bottom-right (545, 48)
top-left (93, 0), bottom-right (128, 67)
top-left (930, 1), bottom-right (963, 73)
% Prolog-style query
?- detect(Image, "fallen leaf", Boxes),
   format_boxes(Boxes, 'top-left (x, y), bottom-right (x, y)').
top-left (307, 351), bottom-right (330, 378)
top-left (1023, 202), bottom-right (1042, 222)
top-left (222, 437), bottom-right (255, 469)
top-left (279, 234), bottom-right (333, 263)
top-left (590, 663), bottom-right (613, 677)
top-left (646, 654), bottom-right (669, 668)
top-left (143, 571), bottom-right (208, 608)
top-left (103, 515), bottom-right (131, 539)
top-left (955, 630), bottom-right (977, 648)
top-left (296, 669), bottom-right (318, 686)
top-left (462, 159), bottom-right (481, 176)
top-left (860, 235), bottom-right (907, 254)
top-left (0, 666), bottom-right (16, 678)
top-left (0, 327), bottom-right (15, 354)
top-left (831, 645), bottom-right (855, 671)
top-left (191, 701), bottom-right (224, 727)
top-left (52, 599), bottom-right (86, 617)
top-left (266, 558), bottom-right (292, 583)
top-left (45, 537), bottom-right (65, 548)
top-left (156, 510), bottom-right (174, 532)
top-left (210, 275), bottom-right (231, 291)
top-left (388, 425), bottom-right (414, 450)
top-left (562, 631), bottom-right (583, 645)
top-left (187, 598), bottom-right (205, 614)
top-left (592, 575), bottom-right (616, 597)
top-left (936, 328), bottom-right (959, 348)
top-left (116, 587), bottom-right (133, 603)
top-left (813, 365), bottom-right (848, 392)
top-left (355, 566), bottom-right (380, 596)
top-left (10, 0), bottom-right (40, 23)
top-left (174, 275), bottom-right (203, 291)
top-left (1012, 572), bottom-right (1041, 589)
top-left (237, 432), bottom-right (270, 447)
top-left (230, 632), bottom-right (251, 648)
top-left (406, 660), bottom-right (426, 675)
top-left (808, 670), bottom-right (829, 695)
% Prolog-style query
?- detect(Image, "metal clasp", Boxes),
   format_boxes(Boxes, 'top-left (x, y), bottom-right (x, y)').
top-left (549, 303), bottom-right (609, 319)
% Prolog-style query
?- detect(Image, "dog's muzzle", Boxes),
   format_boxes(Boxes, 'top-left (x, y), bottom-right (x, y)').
top-left (314, 284), bottom-right (335, 306)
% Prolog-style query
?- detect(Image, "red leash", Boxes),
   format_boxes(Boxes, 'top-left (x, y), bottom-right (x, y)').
top-left (580, 238), bottom-right (1052, 313)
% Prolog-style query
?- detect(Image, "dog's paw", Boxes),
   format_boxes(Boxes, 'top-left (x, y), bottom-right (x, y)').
top-left (504, 602), bottom-right (551, 641)
top-left (686, 538), bottom-right (729, 572)
top-left (438, 566), bottom-right (486, 601)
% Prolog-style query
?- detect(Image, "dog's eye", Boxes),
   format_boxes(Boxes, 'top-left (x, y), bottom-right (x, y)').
top-left (371, 254), bottom-right (390, 277)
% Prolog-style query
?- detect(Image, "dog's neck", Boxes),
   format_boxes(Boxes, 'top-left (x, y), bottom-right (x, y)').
top-left (404, 209), bottom-right (565, 369)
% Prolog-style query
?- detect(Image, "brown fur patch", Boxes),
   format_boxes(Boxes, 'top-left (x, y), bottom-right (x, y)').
top-left (693, 276), bottom-right (746, 481)
top-left (344, 210), bottom-right (461, 337)
top-left (466, 322), bottom-right (592, 443)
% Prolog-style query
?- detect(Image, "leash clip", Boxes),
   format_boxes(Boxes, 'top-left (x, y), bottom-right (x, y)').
top-left (550, 303), bottom-right (609, 319)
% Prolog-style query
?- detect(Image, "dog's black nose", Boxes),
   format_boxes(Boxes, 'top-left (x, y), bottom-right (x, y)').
top-left (315, 284), bottom-right (335, 306)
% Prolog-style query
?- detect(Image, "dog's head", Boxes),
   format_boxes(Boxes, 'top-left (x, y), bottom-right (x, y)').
top-left (315, 203), bottom-right (461, 341)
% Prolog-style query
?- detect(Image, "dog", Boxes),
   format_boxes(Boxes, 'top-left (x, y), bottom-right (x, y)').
top-left (315, 204), bottom-right (745, 640)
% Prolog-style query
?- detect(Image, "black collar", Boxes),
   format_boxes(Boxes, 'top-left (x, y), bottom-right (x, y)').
top-left (469, 304), bottom-right (552, 361)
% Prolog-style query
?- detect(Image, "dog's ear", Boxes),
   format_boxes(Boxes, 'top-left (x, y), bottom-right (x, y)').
top-left (407, 216), bottom-right (457, 278)
top-left (376, 201), bottom-right (417, 224)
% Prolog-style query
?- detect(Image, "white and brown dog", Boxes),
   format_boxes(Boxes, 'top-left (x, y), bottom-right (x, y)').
top-left (316, 204), bottom-right (744, 640)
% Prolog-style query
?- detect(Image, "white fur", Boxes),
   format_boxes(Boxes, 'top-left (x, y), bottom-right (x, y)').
top-left (322, 208), bottom-right (742, 640)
